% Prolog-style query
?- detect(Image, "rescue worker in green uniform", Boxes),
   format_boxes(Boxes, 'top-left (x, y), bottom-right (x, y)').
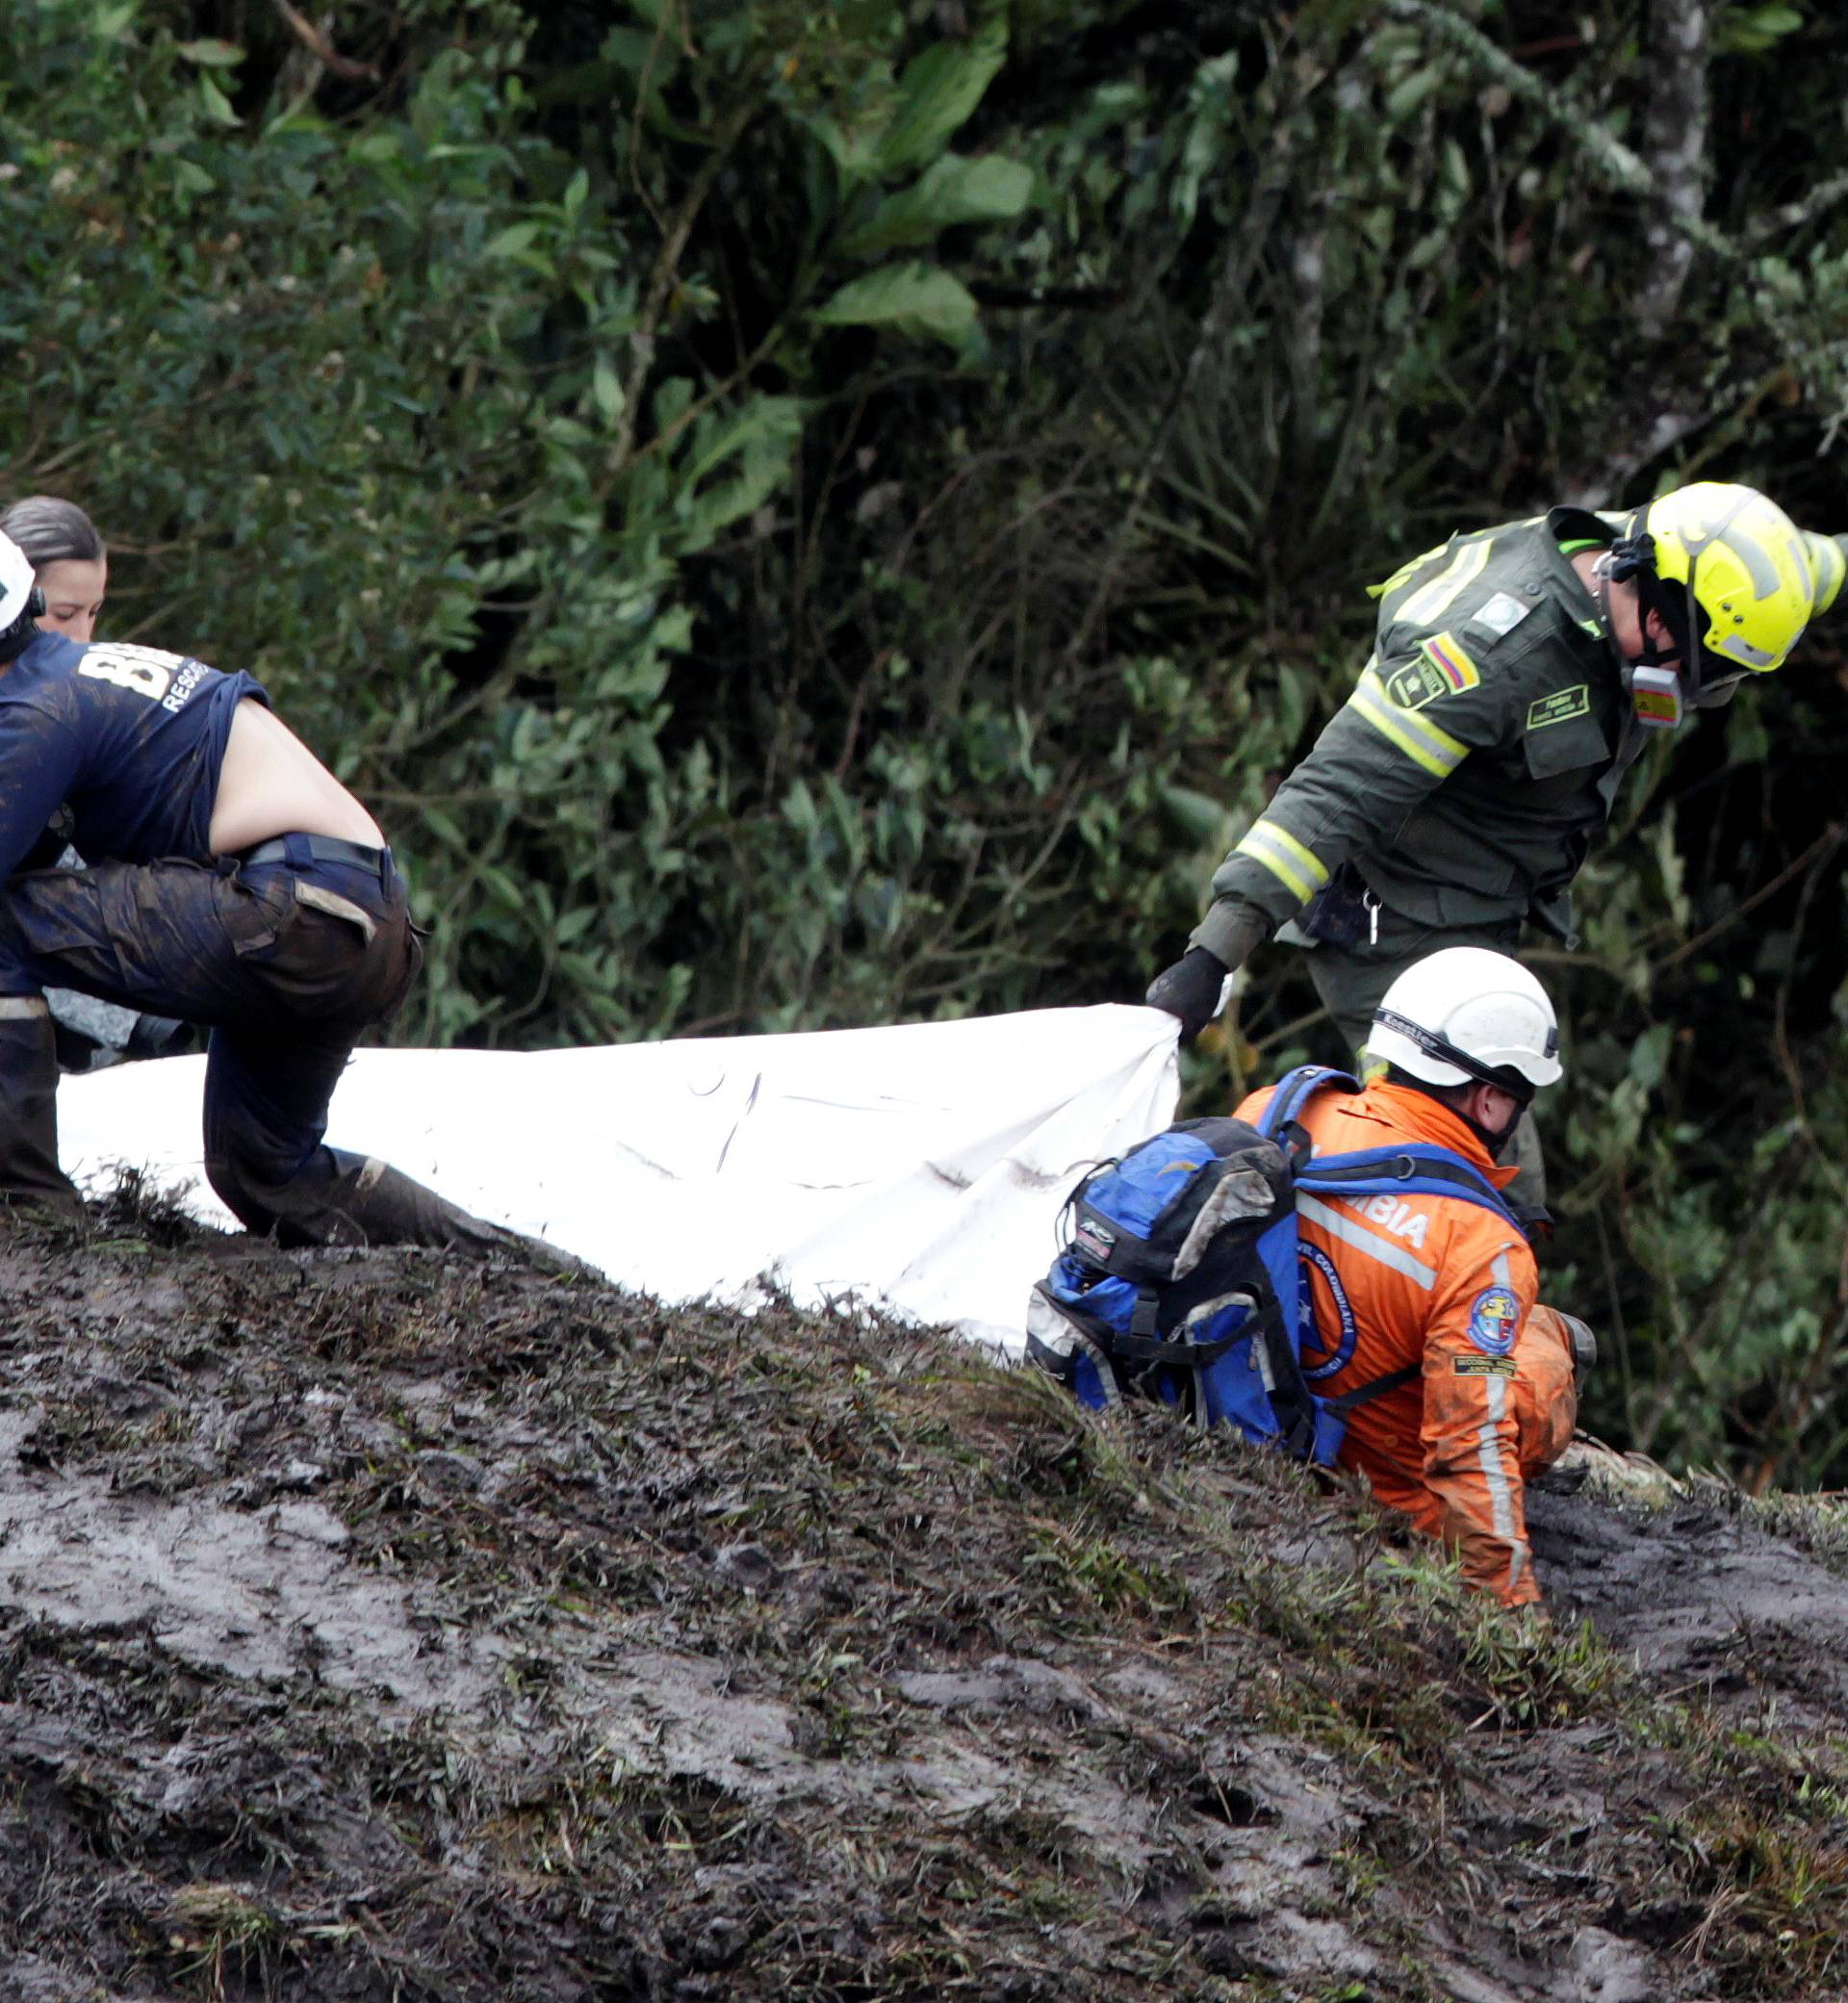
top-left (1146, 481), bottom-right (1846, 1202)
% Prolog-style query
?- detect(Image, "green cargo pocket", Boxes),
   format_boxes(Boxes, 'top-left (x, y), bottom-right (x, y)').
top-left (1522, 712), bottom-right (1608, 783)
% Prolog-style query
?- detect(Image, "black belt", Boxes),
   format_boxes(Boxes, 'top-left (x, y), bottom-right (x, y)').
top-left (240, 835), bottom-right (392, 878)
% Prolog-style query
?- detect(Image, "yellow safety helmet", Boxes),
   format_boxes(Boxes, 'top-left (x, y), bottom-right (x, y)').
top-left (1611, 481), bottom-right (1816, 684)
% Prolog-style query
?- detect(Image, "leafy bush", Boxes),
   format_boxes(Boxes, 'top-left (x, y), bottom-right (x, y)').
top-left (8, 0), bottom-right (1848, 1484)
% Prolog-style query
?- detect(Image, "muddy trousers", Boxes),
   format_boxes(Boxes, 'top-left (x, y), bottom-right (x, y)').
top-left (0, 840), bottom-right (525, 1253)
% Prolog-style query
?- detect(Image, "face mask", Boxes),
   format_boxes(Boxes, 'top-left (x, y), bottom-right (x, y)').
top-left (1597, 546), bottom-right (1691, 729)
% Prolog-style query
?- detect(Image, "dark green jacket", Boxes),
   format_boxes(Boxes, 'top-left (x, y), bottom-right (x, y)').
top-left (1194, 507), bottom-right (1847, 959)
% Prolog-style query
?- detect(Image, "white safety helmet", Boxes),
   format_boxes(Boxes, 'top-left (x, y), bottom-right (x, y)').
top-left (1366, 947), bottom-right (1562, 1102)
top-left (0, 532), bottom-right (36, 632)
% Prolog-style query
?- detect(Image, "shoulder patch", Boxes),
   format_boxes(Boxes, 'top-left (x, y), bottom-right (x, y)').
top-left (1466, 1284), bottom-right (1521, 1356)
top-left (1420, 632), bottom-right (1479, 692)
top-left (1453, 1353), bottom-right (1517, 1378)
top-left (1468, 590), bottom-right (1531, 640)
top-left (1527, 685), bottom-right (1590, 731)
top-left (1385, 632), bottom-right (1479, 711)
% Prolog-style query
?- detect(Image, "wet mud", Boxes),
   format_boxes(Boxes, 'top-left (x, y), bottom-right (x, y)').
top-left (0, 1191), bottom-right (1845, 2000)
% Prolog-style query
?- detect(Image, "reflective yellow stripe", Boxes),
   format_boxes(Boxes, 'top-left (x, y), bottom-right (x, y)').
top-left (1370, 540), bottom-right (1446, 603)
top-left (1233, 819), bottom-right (1329, 904)
top-left (1398, 535), bottom-right (1493, 625)
top-left (1804, 530), bottom-right (1846, 616)
top-left (1348, 668), bottom-right (1470, 780)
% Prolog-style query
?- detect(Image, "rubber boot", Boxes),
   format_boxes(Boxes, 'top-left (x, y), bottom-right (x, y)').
top-left (0, 1008), bottom-right (86, 1220)
top-left (230, 1145), bottom-right (591, 1275)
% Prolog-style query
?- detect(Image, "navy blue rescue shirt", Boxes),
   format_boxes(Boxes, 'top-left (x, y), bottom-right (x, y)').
top-left (0, 631), bottom-right (269, 878)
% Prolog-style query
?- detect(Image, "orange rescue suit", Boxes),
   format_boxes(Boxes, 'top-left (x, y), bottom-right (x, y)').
top-left (1234, 1077), bottom-right (1577, 1606)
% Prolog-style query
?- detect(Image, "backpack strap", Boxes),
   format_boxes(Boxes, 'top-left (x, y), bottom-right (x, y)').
top-left (1296, 1143), bottom-right (1528, 1239)
top-left (1105, 1294), bottom-right (1284, 1368)
top-left (1319, 1362), bottom-right (1419, 1417)
top-left (1252, 1069), bottom-right (1527, 1237)
top-left (1255, 1066), bottom-right (1361, 1146)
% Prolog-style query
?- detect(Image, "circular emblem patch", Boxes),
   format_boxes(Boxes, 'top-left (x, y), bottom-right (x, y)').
top-left (1297, 1243), bottom-right (1357, 1380)
top-left (1467, 1284), bottom-right (1522, 1356)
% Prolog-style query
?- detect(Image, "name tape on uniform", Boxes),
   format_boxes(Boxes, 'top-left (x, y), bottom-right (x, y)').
top-left (1527, 684), bottom-right (1590, 731)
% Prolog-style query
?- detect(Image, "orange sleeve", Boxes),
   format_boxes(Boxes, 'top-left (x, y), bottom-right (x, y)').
top-left (1513, 1305), bottom-right (1579, 1473)
top-left (1418, 1233), bottom-right (1543, 1606)
top-left (1232, 1086), bottom-right (1274, 1124)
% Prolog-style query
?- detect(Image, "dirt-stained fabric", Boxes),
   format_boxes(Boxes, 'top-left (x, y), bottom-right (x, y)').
top-left (1236, 1075), bottom-right (1573, 1605)
top-left (0, 845), bottom-right (419, 1227)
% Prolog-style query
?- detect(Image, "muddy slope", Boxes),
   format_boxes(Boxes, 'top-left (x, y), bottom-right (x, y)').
top-left (1, 1193), bottom-right (1846, 2002)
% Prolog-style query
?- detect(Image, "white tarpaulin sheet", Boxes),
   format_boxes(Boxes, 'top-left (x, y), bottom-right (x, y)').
top-left (56, 1005), bottom-right (1181, 1353)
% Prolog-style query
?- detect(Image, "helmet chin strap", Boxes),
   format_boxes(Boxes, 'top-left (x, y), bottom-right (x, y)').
top-left (1399, 1073), bottom-right (1522, 1159)
top-left (1477, 1102), bottom-right (1522, 1162)
top-left (1592, 557), bottom-right (1632, 676)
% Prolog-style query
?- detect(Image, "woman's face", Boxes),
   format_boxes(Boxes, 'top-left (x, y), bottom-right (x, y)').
top-left (35, 555), bottom-right (107, 644)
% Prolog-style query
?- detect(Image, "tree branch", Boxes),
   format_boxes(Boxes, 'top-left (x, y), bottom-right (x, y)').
top-left (1634, 0), bottom-right (1710, 338)
top-left (270, 0), bottom-right (380, 82)
top-left (1382, 0), bottom-right (1735, 265)
top-left (612, 83), bottom-right (764, 475)
top-left (1058, 80), bottom-right (1308, 667)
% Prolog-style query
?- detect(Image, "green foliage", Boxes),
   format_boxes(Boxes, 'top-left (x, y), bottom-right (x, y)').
top-left (8, 0), bottom-right (1848, 1485)
top-left (811, 260), bottom-right (978, 344)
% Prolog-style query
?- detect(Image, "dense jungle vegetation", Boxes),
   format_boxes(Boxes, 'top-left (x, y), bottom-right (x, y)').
top-left (5, 0), bottom-right (1848, 1488)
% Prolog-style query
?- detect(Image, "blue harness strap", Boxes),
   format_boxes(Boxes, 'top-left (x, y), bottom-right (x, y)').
top-left (1255, 1065), bottom-right (1528, 1434)
top-left (1255, 1064), bottom-right (1359, 1145)
top-left (1032, 1066), bottom-right (1526, 1459)
top-left (1297, 1146), bottom-right (1527, 1237)
top-left (1259, 1064), bottom-right (1527, 1241)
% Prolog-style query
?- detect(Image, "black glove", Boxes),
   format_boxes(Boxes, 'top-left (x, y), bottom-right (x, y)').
top-left (1144, 947), bottom-right (1230, 1042)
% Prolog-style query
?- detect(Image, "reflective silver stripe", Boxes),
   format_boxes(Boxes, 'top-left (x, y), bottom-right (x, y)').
top-left (1476, 1374), bottom-right (1516, 1542)
top-left (0, 996), bottom-right (49, 1020)
top-left (1348, 667), bottom-right (1471, 781)
top-left (1233, 818), bottom-right (1330, 904)
top-left (1670, 489), bottom-right (1774, 597)
top-left (1480, 1248), bottom-right (1527, 1595)
top-left (1399, 535), bottom-right (1492, 625)
top-left (1805, 530), bottom-right (1845, 613)
top-left (1297, 1193), bottom-right (1437, 1291)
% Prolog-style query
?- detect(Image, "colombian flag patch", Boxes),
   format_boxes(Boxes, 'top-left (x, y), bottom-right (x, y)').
top-left (1419, 631), bottom-right (1480, 692)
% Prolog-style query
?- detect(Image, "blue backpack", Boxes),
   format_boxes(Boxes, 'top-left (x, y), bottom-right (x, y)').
top-left (1026, 1065), bottom-right (1528, 1463)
